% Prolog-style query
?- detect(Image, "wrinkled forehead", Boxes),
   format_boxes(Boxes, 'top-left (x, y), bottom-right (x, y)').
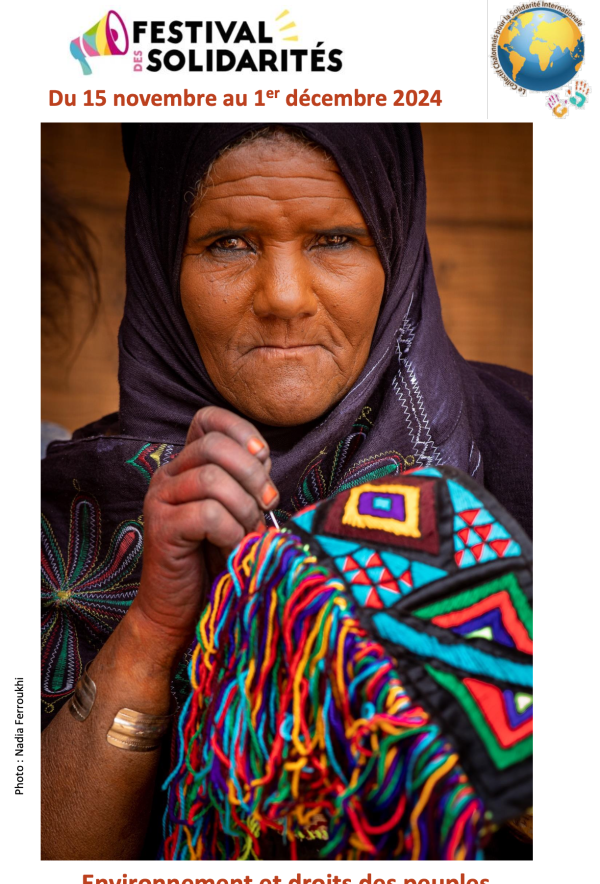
top-left (192, 137), bottom-right (357, 224)
top-left (184, 124), bottom-right (405, 273)
top-left (188, 169), bottom-right (371, 257)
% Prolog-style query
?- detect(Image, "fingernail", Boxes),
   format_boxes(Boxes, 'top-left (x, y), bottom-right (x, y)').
top-left (262, 484), bottom-right (278, 507)
top-left (248, 437), bottom-right (266, 456)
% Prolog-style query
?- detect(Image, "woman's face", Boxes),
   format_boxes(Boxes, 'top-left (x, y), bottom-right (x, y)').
top-left (180, 137), bottom-right (386, 427)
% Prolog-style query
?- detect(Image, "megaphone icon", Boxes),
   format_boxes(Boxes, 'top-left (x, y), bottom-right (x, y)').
top-left (70, 10), bottom-right (129, 75)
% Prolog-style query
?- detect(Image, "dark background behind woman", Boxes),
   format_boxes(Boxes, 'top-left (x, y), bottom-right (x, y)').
top-left (41, 123), bottom-right (532, 432)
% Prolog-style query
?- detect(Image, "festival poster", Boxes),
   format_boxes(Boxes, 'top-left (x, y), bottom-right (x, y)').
top-left (1, 2), bottom-right (596, 884)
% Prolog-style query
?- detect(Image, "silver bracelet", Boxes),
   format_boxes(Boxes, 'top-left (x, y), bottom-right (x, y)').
top-left (68, 663), bottom-right (96, 721)
top-left (106, 707), bottom-right (172, 752)
top-left (68, 662), bottom-right (172, 751)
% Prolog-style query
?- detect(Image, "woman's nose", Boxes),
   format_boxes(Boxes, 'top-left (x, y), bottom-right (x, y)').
top-left (252, 246), bottom-right (318, 319)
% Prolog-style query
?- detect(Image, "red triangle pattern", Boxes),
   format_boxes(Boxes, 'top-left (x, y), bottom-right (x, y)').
top-left (455, 507), bottom-right (517, 565)
top-left (457, 527), bottom-right (471, 544)
top-left (338, 551), bottom-right (415, 607)
top-left (379, 578), bottom-right (401, 594)
top-left (340, 557), bottom-right (403, 599)
top-left (365, 552), bottom-right (383, 569)
top-left (474, 523), bottom-right (492, 541)
top-left (364, 588), bottom-right (384, 609)
top-left (471, 543), bottom-right (485, 562)
top-left (351, 570), bottom-right (370, 585)
top-left (377, 567), bottom-right (395, 584)
top-left (455, 538), bottom-right (514, 566)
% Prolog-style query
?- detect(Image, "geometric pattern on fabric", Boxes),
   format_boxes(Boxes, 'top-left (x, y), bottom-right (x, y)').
top-left (289, 502), bottom-right (320, 534)
top-left (413, 573), bottom-right (533, 653)
top-left (125, 442), bottom-right (177, 485)
top-left (314, 535), bottom-right (447, 609)
top-left (286, 465), bottom-right (533, 823)
top-left (505, 691), bottom-right (533, 727)
top-left (448, 479), bottom-right (521, 568)
top-left (371, 613), bottom-right (533, 686)
top-left (321, 474), bottom-right (440, 555)
top-left (41, 492), bottom-right (143, 707)
top-left (426, 665), bottom-right (533, 770)
top-left (341, 482), bottom-right (421, 538)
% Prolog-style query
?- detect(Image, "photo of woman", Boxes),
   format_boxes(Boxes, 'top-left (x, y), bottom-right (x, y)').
top-left (41, 123), bottom-right (532, 861)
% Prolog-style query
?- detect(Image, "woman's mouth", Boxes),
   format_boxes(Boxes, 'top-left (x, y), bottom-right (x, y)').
top-left (251, 344), bottom-right (323, 358)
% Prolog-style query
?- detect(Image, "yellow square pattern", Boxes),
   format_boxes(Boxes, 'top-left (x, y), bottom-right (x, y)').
top-left (341, 483), bottom-right (421, 538)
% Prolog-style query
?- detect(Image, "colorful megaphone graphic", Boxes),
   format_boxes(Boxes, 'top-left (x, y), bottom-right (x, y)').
top-left (70, 10), bottom-right (129, 75)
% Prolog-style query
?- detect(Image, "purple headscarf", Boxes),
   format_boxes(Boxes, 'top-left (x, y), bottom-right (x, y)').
top-left (118, 124), bottom-right (532, 533)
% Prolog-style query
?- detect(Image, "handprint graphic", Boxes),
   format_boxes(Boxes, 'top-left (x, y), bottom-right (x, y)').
top-left (566, 80), bottom-right (590, 108)
top-left (547, 93), bottom-right (568, 118)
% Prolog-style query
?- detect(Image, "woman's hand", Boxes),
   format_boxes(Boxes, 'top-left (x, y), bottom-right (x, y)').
top-left (129, 406), bottom-right (279, 668)
top-left (42, 405), bottom-right (278, 860)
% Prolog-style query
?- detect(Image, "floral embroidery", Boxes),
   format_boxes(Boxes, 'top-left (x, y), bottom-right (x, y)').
top-left (41, 493), bottom-right (143, 709)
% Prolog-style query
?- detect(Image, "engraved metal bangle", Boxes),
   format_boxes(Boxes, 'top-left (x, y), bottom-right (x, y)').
top-left (106, 707), bottom-right (172, 752)
top-left (68, 662), bottom-right (97, 722)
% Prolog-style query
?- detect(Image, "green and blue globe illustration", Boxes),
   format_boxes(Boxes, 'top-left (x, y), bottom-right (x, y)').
top-left (498, 8), bottom-right (584, 91)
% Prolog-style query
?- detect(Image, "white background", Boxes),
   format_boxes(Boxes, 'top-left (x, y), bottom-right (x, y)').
top-left (1, 1), bottom-right (598, 882)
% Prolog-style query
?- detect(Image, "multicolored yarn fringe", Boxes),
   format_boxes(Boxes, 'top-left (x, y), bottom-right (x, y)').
top-left (163, 529), bottom-right (487, 860)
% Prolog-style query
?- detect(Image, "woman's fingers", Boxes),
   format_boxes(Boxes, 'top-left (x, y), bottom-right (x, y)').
top-left (185, 406), bottom-right (270, 466)
top-left (162, 499), bottom-right (248, 551)
top-left (164, 431), bottom-right (279, 510)
top-left (154, 463), bottom-right (264, 534)
top-left (133, 408), bottom-right (277, 650)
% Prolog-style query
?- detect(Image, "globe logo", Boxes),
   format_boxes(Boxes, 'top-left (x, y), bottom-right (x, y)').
top-left (497, 8), bottom-right (584, 91)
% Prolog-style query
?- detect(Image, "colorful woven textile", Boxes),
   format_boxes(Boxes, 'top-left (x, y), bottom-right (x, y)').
top-left (162, 466), bottom-right (532, 860)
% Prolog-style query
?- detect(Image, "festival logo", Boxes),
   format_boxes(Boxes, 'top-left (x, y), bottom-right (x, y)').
top-left (70, 9), bottom-right (129, 75)
top-left (69, 9), bottom-right (340, 75)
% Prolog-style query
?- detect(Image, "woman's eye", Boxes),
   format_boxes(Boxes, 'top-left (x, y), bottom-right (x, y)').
top-left (315, 234), bottom-right (350, 248)
top-left (210, 236), bottom-right (250, 252)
